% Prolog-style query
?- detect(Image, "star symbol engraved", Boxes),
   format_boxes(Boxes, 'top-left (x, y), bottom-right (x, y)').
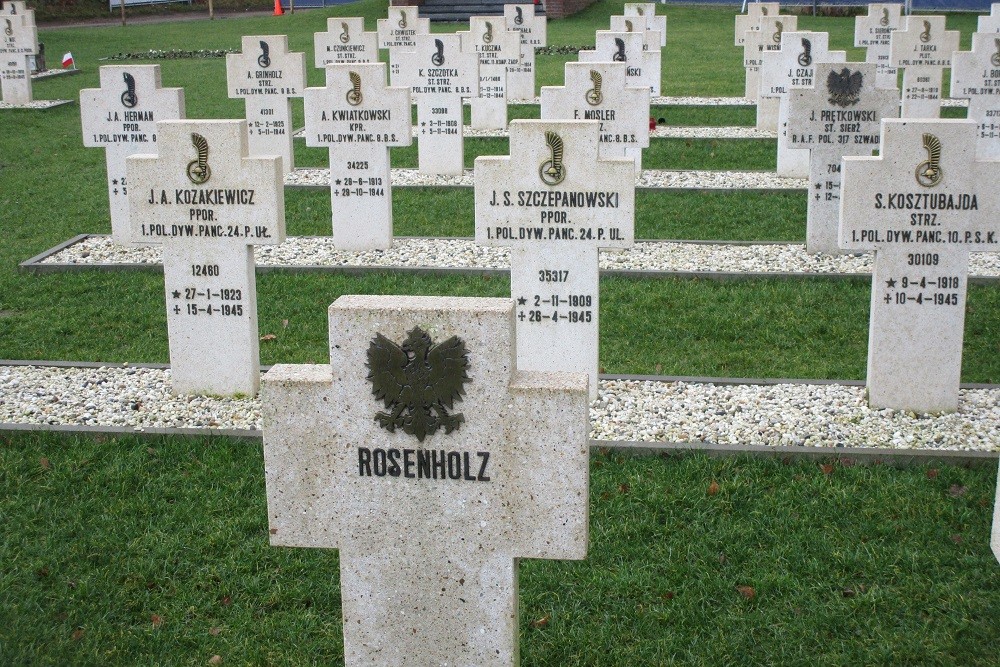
top-left (517, 296), bottom-right (527, 305)
top-left (814, 182), bottom-right (822, 189)
top-left (112, 179), bottom-right (119, 185)
top-left (172, 290), bottom-right (181, 298)
top-left (886, 278), bottom-right (897, 288)
top-left (335, 179), bottom-right (342, 186)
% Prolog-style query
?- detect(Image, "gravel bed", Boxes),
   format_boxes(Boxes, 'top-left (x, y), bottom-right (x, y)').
top-left (284, 167), bottom-right (805, 190)
top-left (1, 365), bottom-right (997, 451)
top-left (34, 235), bottom-right (1000, 278)
top-left (0, 99), bottom-right (72, 109)
top-left (294, 125), bottom-right (777, 139)
top-left (31, 69), bottom-right (79, 80)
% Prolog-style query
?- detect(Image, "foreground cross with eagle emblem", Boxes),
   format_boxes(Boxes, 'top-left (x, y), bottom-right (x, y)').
top-left (262, 295), bottom-right (590, 666)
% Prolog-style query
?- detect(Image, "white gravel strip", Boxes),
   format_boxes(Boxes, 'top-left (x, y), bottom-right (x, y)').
top-left (31, 69), bottom-right (79, 80)
top-left (0, 99), bottom-right (73, 109)
top-left (284, 167), bottom-right (805, 190)
top-left (34, 235), bottom-right (1000, 277)
top-left (36, 235), bottom-right (1000, 278)
top-left (1, 365), bottom-right (997, 451)
top-left (295, 125), bottom-right (777, 139)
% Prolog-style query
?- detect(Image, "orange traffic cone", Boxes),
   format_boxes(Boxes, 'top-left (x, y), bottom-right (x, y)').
top-left (273, 0), bottom-right (283, 16)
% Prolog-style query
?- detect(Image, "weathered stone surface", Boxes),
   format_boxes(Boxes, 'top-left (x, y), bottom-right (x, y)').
top-left (262, 294), bottom-right (589, 666)
top-left (304, 62), bottom-right (411, 250)
top-left (80, 64), bottom-right (185, 246)
top-left (314, 17), bottom-right (378, 68)
top-left (840, 119), bottom-right (998, 412)
top-left (225, 35), bottom-right (306, 176)
top-left (475, 120), bottom-right (634, 399)
top-left (787, 62), bottom-right (898, 253)
top-left (127, 120), bottom-right (285, 396)
top-left (889, 16), bottom-right (960, 118)
top-left (854, 3), bottom-right (902, 87)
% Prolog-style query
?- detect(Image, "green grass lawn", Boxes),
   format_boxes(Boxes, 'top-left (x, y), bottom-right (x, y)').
top-left (1, 4), bottom-right (998, 662)
top-left (0, 433), bottom-right (997, 666)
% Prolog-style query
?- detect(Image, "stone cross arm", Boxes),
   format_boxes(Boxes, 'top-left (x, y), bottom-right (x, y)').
top-left (263, 295), bottom-right (590, 561)
top-left (840, 119), bottom-right (1000, 252)
top-left (126, 120), bottom-right (285, 246)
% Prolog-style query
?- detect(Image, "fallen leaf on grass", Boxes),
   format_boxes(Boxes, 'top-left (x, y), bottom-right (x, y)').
top-left (618, 483), bottom-right (630, 495)
top-left (208, 656), bottom-right (223, 666)
top-left (39, 457), bottom-right (51, 470)
top-left (529, 615), bottom-right (550, 629)
top-left (707, 480), bottom-right (720, 496)
top-left (151, 614), bottom-right (163, 628)
top-left (260, 334), bottom-right (277, 342)
top-left (282, 319), bottom-right (289, 329)
top-left (221, 596), bottom-right (232, 606)
top-left (35, 566), bottom-right (50, 578)
top-left (660, 592), bottom-right (675, 601)
top-left (209, 627), bottom-right (222, 636)
top-left (842, 588), bottom-right (856, 598)
top-left (926, 468), bottom-right (939, 479)
top-left (820, 463), bottom-right (835, 475)
top-left (71, 628), bottom-right (85, 641)
top-left (948, 484), bottom-right (967, 497)
top-left (950, 534), bottom-right (963, 544)
top-left (736, 585), bottom-right (756, 600)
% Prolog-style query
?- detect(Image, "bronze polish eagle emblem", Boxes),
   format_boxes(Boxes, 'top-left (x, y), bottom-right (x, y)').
top-left (367, 327), bottom-right (471, 442)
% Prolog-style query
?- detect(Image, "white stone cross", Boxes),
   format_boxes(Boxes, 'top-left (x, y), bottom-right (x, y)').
top-left (475, 120), bottom-right (635, 399)
top-left (540, 61), bottom-right (650, 173)
top-left (743, 14), bottom-right (798, 103)
top-left (624, 3), bottom-right (666, 47)
top-left (889, 15), bottom-right (960, 118)
top-left (126, 120), bottom-right (285, 397)
top-left (579, 30), bottom-right (657, 94)
top-left (787, 62), bottom-right (898, 253)
top-left (0, 4), bottom-right (36, 104)
top-left (314, 16), bottom-right (379, 68)
top-left (225, 35), bottom-right (306, 177)
top-left (853, 3), bottom-right (902, 88)
top-left (390, 33), bottom-right (478, 176)
top-left (735, 2), bottom-right (779, 48)
top-left (978, 3), bottom-right (1000, 33)
top-left (950, 32), bottom-right (1000, 159)
top-left (608, 15), bottom-right (663, 96)
top-left (503, 3), bottom-right (546, 100)
top-left (303, 62), bottom-right (411, 250)
top-left (80, 65), bottom-right (185, 247)
top-left (262, 294), bottom-right (589, 667)
top-left (759, 30), bottom-right (846, 177)
top-left (840, 118), bottom-right (999, 412)
top-left (376, 5), bottom-right (429, 52)
top-left (461, 16), bottom-right (521, 130)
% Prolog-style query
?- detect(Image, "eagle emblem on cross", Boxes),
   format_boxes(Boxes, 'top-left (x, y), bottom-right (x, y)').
top-left (367, 327), bottom-right (471, 441)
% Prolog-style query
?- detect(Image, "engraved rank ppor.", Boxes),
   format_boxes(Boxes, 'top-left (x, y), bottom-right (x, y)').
top-left (431, 38), bottom-right (445, 66)
top-left (773, 21), bottom-right (783, 44)
top-left (920, 20), bottom-right (932, 44)
top-left (915, 133), bottom-right (943, 187)
top-left (340, 22), bottom-right (350, 44)
top-left (187, 132), bottom-right (211, 185)
top-left (347, 71), bottom-right (363, 106)
top-left (880, 7), bottom-right (890, 26)
top-left (798, 38), bottom-right (812, 67)
top-left (827, 67), bottom-right (863, 108)
top-left (398, 9), bottom-right (407, 29)
top-left (366, 327), bottom-right (471, 442)
top-left (992, 38), bottom-right (1000, 67)
top-left (121, 72), bottom-right (138, 108)
top-left (625, 19), bottom-right (633, 33)
top-left (483, 20), bottom-right (493, 44)
top-left (585, 69), bottom-right (603, 106)
top-left (612, 37), bottom-right (626, 62)
top-left (539, 130), bottom-right (566, 186)
top-left (514, 6), bottom-right (523, 25)
top-left (258, 40), bottom-right (271, 69)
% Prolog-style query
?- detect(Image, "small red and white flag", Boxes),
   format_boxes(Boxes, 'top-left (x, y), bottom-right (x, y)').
top-left (61, 52), bottom-right (74, 69)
